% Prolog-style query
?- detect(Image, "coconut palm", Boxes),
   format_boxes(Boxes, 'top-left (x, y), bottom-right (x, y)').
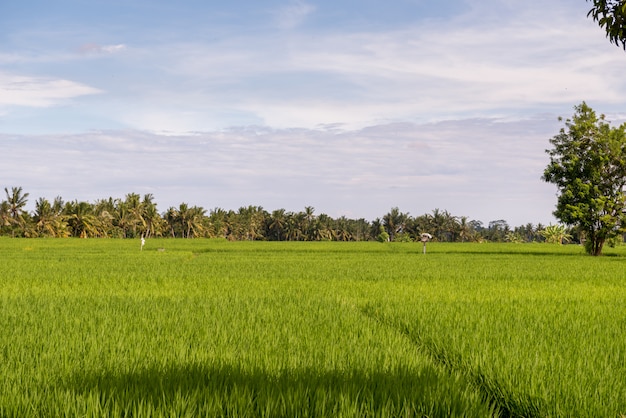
top-left (114, 200), bottom-right (133, 238)
top-left (429, 208), bottom-right (458, 242)
top-left (172, 203), bottom-right (206, 238)
top-left (208, 208), bottom-right (229, 239)
top-left (236, 205), bottom-right (266, 240)
top-left (185, 205), bottom-right (206, 238)
top-left (457, 216), bottom-right (474, 243)
top-left (64, 201), bottom-right (101, 238)
top-left (4, 186), bottom-right (29, 237)
top-left (33, 197), bottom-right (69, 237)
top-left (0, 201), bottom-right (12, 235)
top-left (93, 198), bottom-right (118, 237)
top-left (269, 209), bottom-right (287, 240)
top-left (335, 216), bottom-right (353, 241)
top-left (383, 207), bottom-right (408, 241)
top-left (125, 193), bottom-right (146, 238)
top-left (142, 194), bottom-right (162, 238)
top-left (285, 212), bottom-right (304, 241)
top-left (164, 207), bottom-right (180, 237)
top-left (315, 213), bottom-right (336, 241)
top-left (303, 206), bottom-right (315, 240)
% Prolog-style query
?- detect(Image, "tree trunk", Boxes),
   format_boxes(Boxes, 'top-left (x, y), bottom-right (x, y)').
top-left (587, 237), bottom-right (605, 256)
top-left (594, 238), bottom-right (605, 256)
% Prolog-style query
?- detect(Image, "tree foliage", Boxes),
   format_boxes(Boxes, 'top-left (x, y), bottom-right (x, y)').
top-left (539, 224), bottom-right (573, 245)
top-left (587, 0), bottom-right (626, 49)
top-left (0, 189), bottom-right (553, 244)
top-left (543, 102), bottom-right (626, 255)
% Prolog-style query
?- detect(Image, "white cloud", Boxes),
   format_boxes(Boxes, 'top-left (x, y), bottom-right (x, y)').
top-left (0, 73), bottom-right (101, 107)
top-left (79, 43), bottom-right (127, 54)
top-left (274, 0), bottom-right (316, 29)
top-left (1, 117), bottom-right (566, 225)
top-left (112, 1), bottom-right (625, 133)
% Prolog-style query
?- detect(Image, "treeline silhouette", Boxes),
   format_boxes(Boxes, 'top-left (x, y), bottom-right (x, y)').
top-left (1, 186), bottom-right (549, 242)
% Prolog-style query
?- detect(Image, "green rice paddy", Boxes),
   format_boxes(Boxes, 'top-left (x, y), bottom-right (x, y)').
top-left (1, 238), bottom-right (625, 417)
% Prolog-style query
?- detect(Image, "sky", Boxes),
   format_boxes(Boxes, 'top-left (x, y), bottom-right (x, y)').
top-left (1, 0), bottom-right (626, 226)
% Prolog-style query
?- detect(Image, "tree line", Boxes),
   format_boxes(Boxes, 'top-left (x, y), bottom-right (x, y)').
top-left (1, 186), bottom-right (566, 243)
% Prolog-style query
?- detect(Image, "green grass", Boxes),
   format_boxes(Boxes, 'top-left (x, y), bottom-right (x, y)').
top-left (1, 238), bottom-right (625, 416)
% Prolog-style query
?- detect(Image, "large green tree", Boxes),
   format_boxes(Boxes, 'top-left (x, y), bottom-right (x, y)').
top-left (587, 0), bottom-right (626, 49)
top-left (542, 102), bottom-right (626, 255)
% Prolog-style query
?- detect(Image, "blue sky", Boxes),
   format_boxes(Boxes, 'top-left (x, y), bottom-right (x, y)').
top-left (1, 0), bottom-right (626, 226)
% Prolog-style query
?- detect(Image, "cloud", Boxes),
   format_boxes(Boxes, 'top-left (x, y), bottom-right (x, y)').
top-left (0, 73), bottom-right (101, 107)
top-left (0, 117), bottom-right (568, 225)
top-left (274, 0), bottom-right (316, 29)
top-left (114, 0), bottom-right (625, 133)
top-left (79, 43), bottom-right (127, 54)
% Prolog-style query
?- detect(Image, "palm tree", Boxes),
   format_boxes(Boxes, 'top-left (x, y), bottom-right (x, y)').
top-left (164, 207), bottom-right (180, 237)
top-left (236, 206), bottom-right (266, 240)
top-left (142, 194), bottom-right (162, 238)
top-left (185, 205), bottom-right (206, 238)
top-left (63, 201), bottom-right (100, 238)
top-left (383, 207), bottom-right (408, 241)
top-left (4, 186), bottom-right (29, 237)
top-left (315, 214), bottom-right (335, 241)
top-left (172, 203), bottom-right (206, 238)
top-left (125, 193), bottom-right (145, 238)
top-left (269, 209), bottom-right (287, 240)
top-left (94, 198), bottom-right (118, 237)
top-left (335, 216), bottom-right (353, 241)
top-left (429, 208), bottom-right (458, 242)
top-left (114, 200), bottom-right (133, 238)
top-left (408, 214), bottom-right (431, 241)
top-left (33, 197), bottom-right (69, 237)
top-left (0, 201), bottom-right (12, 235)
top-left (444, 210), bottom-right (460, 241)
top-left (285, 212), bottom-right (304, 241)
top-left (303, 206), bottom-right (315, 240)
top-left (457, 216), bottom-right (473, 243)
top-left (352, 218), bottom-right (371, 241)
top-left (208, 208), bottom-right (229, 239)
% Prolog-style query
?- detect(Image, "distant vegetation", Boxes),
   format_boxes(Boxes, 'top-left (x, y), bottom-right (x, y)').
top-left (2, 186), bottom-right (570, 243)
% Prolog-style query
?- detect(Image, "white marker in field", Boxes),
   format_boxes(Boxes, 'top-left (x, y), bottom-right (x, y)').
top-left (420, 233), bottom-right (432, 254)
top-left (141, 236), bottom-right (145, 251)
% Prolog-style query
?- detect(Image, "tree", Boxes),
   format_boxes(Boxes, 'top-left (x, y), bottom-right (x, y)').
top-left (542, 102), bottom-right (626, 255)
top-left (4, 187), bottom-right (30, 237)
top-left (236, 205), bottom-right (266, 240)
top-left (125, 193), bottom-right (145, 238)
top-left (33, 197), bottom-right (69, 237)
top-left (142, 194), bottom-right (162, 238)
top-left (427, 208), bottom-right (459, 242)
top-left (208, 208), bottom-right (229, 239)
top-left (164, 207), bottom-right (180, 237)
top-left (269, 209), bottom-right (287, 240)
top-left (183, 205), bottom-right (206, 238)
top-left (540, 224), bottom-right (573, 245)
top-left (94, 197), bottom-right (118, 237)
top-left (0, 201), bottom-right (12, 235)
top-left (485, 220), bottom-right (510, 242)
top-left (587, 0), bottom-right (626, 49)
top-left (303, 206), bottom-right (315, 240)
top-left (63, 201), bottom-right (101, 238)
top-left (383, 207), bottom-right (408, 241)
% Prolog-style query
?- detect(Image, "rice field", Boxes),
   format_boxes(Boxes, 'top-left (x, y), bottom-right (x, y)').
top-left (1, 238), bottom-right (625, 417)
